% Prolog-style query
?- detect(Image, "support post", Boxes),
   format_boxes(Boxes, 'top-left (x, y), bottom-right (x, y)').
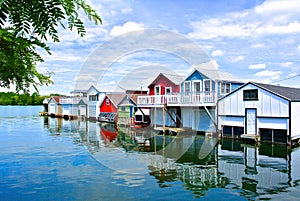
top-left (154, 107), bottom-right (157, 129)
top-left (163, 105), bottom-right (166, 133)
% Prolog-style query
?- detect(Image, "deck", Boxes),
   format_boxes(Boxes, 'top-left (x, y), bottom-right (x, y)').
top-left (137, 92), bottom-right (216, 106)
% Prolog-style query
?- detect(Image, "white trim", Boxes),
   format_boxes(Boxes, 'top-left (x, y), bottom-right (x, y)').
top-left (192, 80), bottom-right (202, 92)
top-left (220, 82), bottom-right (231, 95)
top-left (184, 81), bottom-right (191, 92)
top-left (154, 85), bottom-right (161, 95)
top-left (203, 79), bottom-right (212, 92)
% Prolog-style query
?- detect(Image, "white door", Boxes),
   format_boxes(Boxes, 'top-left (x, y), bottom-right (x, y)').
top-left (246, 109), bottom-right (256, 134)
top-left (49, 103), bottom-right (56, 114)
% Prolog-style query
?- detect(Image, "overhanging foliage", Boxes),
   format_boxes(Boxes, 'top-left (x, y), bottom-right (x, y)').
top-left (0, 0), bottom-right (102, 92)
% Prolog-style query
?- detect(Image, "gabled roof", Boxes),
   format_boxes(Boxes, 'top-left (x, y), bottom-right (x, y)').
top-left (148, 73), bottom-right (184, 87)
top-left (118, 95), bottom-right (137, 106)
top-left (77, 97), bottom-right (87, 104)
top-left (219, 82), bottom-right (300, 101)
top-left (43, 98), bottom-right (50, 104)
top-left (86, 85), bottom-right (99, 95)
top-left (191, 62), bottom-right (240, 82)
top-left (252, 82), bottom-right (300, 101)
top-left (49, 96), bottom-right (60, 103)
top-left (106, 93), bottom-right (126, 107)
top-left (70, 89), bottom-right (87, 97)
top-left (127, 94), bottom-right (147, 104)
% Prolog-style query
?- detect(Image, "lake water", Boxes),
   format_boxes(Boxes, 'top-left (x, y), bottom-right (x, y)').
top-left (1, 106), bottom-right (300, 200)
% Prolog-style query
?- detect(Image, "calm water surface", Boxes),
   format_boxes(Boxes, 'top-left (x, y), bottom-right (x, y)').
top-left (1, 106), bottom-right (300, 200)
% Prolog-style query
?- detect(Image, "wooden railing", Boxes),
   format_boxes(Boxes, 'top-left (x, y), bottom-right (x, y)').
top-left (137, 92), bottom-right (215, 105)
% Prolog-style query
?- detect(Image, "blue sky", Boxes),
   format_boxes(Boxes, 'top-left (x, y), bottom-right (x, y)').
top-left (19, 0), bottom-right (300, 94)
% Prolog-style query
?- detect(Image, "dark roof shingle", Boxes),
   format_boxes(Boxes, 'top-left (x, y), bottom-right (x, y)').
top-left (252, 82), bottom-right (300, 101)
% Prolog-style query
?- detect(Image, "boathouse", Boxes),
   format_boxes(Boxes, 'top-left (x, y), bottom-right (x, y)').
top-left (86, 85), bottom-right (105, 120)
top-left (218, 82), bottom-right (300, 144)
top-left (137, 73), bottom-right (183, 128)
top-left (117, 94), bottom-right (137, 126)
top-left (137, 63), bottom-right (243, 133)
top-left (78, 98), bottom-right (87, 118)
top-left (98, 93), bottom-right (126, 123)
top-left (48, 96), bottom-right (62, 117)
top-left (42, 98), bottom-right (50, 113)
top-left (178, 65), bottom-right (243, 132)
top-left (59, 96), bottom-right (85, 119)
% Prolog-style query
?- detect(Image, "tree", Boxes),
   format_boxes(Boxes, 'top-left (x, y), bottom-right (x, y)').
top-left (0, 0), bottom-right (102, 92)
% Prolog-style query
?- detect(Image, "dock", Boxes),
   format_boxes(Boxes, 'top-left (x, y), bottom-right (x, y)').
top-left (241, 134), bottom-right (260, 142)
top-left (154, 127), bottom-right (185, 135)
top-left (39, 112), bottom-right (78, 120)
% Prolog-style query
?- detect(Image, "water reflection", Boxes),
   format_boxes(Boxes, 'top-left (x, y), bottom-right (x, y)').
top-left (44, 117), bottom-right (300, 200)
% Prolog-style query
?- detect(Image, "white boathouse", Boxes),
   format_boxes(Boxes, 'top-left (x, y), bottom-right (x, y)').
top-left (218, 82), bottom-right (300, 144)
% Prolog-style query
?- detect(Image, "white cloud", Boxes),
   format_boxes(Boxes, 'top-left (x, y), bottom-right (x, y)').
top-left (289, 72), bottom-right (298, 77)
top-left (211, 49), bottom-right (224, 57)
top-left (254, 21), bottom-right (300, 35)
top-left (254, 70), bottom-right (282, 79)
top-left (121, 7), bottom-right (132, 14)
top-left (103, 80), bottom-right (116, 86)
top-left (281, 62), bottom-right (293, 67)
top-left (248, 63), bottom-right (266, 69)
top-left (188, 0), bottom-right (300, 40)
top-left (298, 45), bottom-right (300, 50)
top-left (254, 0), bottom-right (300, 15)
top-left (232, 55), bottom-right (245, 62)
top-left (211, 60), bottom-right (219, 69)
top-left (251, 43), bottom-right (265, 48)
top-left (188, 17), bottom-right (256, 40)
top-left (110, 21), bottom-right (145, 36)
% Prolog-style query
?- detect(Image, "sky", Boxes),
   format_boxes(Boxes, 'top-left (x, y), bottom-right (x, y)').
top-left (8, 0), bottom-right (300, 94)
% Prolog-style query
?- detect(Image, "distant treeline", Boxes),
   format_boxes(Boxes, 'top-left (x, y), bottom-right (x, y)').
top-left (0, 92), bottom-right (60, 105)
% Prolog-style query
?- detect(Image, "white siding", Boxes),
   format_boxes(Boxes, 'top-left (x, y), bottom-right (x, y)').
top-left (259, 90), bottom-right (288, 117)
top-left (218, 84), bottom-right (291, 136)
top-left (218, 91), bottom-right (244, 116)
top-left (291, 102), bottom-right (300, 138)
top-left (218, 116), bottom-right (244, 129)
top-left (49, 103), bottom-right (56, 114)
top-left (79, 105), bottom-right (86, 116)
top-left (62, 105), bottom-right (70, 115)
top-left (194, 109), bottom-right (216, 132)
top-left (151, 108), bottom-right (163, 126)
top-left (70, 105), bottom-right (78, 115)
top-left (88, 102), bottom-right (97, 118)
top-left (61, 104), bottom-right (78, 115)
top-left (182, 107), bottom-right (193, 128)
top-left (257, 118), bottom-right (288, 130)
top-left (218, 84), bottom-right (289, 118)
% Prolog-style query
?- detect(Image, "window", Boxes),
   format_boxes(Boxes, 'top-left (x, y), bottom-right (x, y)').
top-left (220, 82), bottom-right (231, 94)
top-left (120, 106), bottom-right (126, 112)
top-left (89, 94), bottom-right (98, 101)
top-left (184, 81), bottom-right (191, 93)
top-left (165, 87), bottom-right (172, 95)
top-left (204, 80), bottom-right (211, 92)
top-left (155, 85), bottom-right (161, 95)
top-left (243, 89), bottom-right (258, 100)
top-left (193, 81), bottom-right (202, 93)
top-left (106, 98), bottom-right (110, 105)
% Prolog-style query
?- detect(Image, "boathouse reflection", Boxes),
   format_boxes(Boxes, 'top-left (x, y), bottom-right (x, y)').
top-left (44, 118), bottom-right (300, 199)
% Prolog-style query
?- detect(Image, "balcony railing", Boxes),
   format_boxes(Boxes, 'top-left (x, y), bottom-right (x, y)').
top-left (137, 92), bottom-right (215, 105)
